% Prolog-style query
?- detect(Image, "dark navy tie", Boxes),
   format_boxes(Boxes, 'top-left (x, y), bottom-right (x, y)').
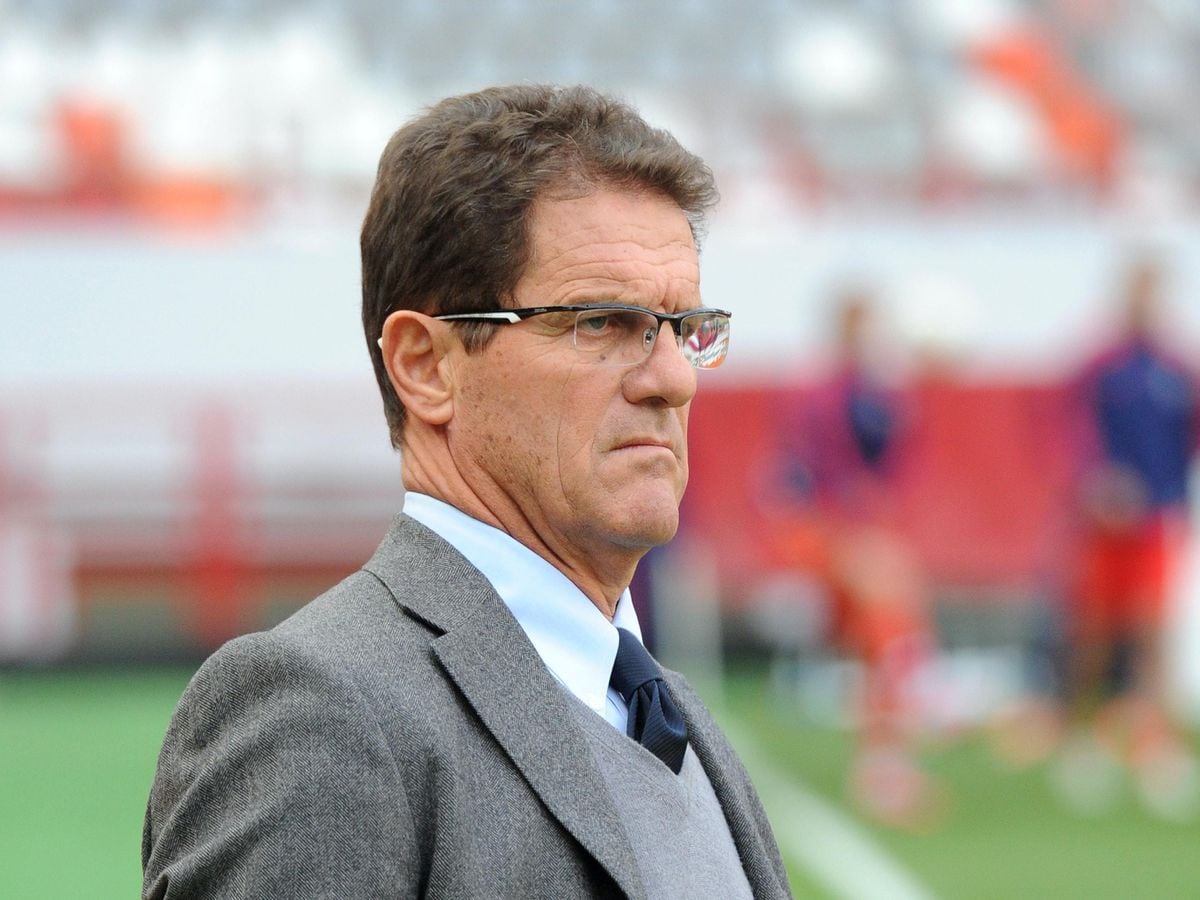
top-left (609, 627), bottom-right (689, 774)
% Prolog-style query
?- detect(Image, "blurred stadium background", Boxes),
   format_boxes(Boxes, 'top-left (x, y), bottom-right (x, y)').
top-left (4, 0), bottom-right (1200, 897)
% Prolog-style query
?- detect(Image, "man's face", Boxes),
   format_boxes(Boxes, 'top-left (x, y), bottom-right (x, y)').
top-left (1124, 263), bottom-right (1162, 337)
top-left (446, 187), bottom-right (701, 569)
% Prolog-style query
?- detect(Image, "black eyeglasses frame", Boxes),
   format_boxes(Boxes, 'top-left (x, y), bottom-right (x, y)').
top-left (434, 303), bottom-right (730, 335)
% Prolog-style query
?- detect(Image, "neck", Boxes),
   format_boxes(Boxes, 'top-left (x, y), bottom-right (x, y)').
top-left (402, 441), bottom-right (635, 619)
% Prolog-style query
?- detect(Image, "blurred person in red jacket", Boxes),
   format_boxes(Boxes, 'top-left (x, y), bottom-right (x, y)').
top-left (776, 286), bottom-right (942, 829)
top-left (1057, 254), bottom-right (1200, 819)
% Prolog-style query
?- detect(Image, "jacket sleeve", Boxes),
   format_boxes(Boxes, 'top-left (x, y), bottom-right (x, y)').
top-left (142, 631), bottom-right (420, 899)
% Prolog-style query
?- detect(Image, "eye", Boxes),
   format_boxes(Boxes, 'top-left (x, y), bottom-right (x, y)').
top-left (575, 311), bottom-right (614, 336)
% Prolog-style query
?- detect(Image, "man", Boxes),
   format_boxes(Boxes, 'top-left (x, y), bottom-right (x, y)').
top-left (776, 288), bottom-right (939, 828)
top-left (142, 84), bottom-right (791, 897)
top-left (1057, 255), bottom-right (1199, 819)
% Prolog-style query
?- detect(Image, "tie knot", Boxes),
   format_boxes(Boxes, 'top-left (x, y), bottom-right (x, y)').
top-left (608, 627), bottom-right (689, 774)
top-left (609, 627), bottom-right (662, 700)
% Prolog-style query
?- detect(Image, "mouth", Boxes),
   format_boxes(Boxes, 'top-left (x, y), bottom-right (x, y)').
top-left (613, 437), bottom-right (675, 452)
top-left (611, 438), bottom-right (680, 465)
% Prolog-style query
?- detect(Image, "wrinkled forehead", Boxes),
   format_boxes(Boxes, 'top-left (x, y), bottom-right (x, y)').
top-left (518, 188), bottom-right (700, 307)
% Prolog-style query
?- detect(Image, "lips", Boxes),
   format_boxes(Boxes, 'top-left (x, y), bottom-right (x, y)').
top-left (613, 437), bottom-right (675, 452)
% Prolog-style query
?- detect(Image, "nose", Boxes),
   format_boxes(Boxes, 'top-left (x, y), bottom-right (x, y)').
top-left (623, 320), bottom-right (697, 408)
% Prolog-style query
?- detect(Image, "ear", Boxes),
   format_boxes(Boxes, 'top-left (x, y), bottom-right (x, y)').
top-left (379, 311), bottom-right (456, 426)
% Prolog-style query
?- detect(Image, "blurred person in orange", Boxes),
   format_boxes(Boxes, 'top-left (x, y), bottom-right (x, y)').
top-left (1057, 254), bottom-right (1200, 819)
top-left (140, 84), bottom-right (790, 898)
top-left (776, 287), bottom-right (942, 829)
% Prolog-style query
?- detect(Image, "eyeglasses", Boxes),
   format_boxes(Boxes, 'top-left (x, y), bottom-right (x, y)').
top-left (433, 304), bottom-right (731, 369)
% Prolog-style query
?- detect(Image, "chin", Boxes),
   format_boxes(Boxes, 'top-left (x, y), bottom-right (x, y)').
top-left (613, 499), bottom-right (680, 549)
top-left (578, 475), bottom-right (684, 549)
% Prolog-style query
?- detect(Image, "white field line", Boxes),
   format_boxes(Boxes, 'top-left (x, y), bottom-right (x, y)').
top-left (722, 720), bottom-right (937, 900)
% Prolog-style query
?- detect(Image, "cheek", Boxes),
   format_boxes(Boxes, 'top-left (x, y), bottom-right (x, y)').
top-left (550, 379), bottom-right (610, 461)
top-left (553, 417), bottom-right (598, 471)
top-left (456, 374), bottom-right (547, 476)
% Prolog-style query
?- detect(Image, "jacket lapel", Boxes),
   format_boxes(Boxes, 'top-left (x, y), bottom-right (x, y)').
top-left (434, 620), bottom-right (646, 900)
top-left (366, 516), bottom-right (646, 900)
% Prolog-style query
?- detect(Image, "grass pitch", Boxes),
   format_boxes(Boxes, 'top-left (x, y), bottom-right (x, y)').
top-left (0, 668), bottom-right (194, 899)
top-left (718, 667), bottom-right (1200, 899)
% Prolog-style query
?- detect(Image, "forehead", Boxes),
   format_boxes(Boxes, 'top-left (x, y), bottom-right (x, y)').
top-left (519, 188), bottom-right (700, 306)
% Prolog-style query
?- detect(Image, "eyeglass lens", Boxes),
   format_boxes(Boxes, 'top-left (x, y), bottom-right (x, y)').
top-left (572, 309), bottom-right (728, 369)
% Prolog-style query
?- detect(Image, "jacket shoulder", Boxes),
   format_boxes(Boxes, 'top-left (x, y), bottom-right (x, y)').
top-left (142, 565), bottom-right (458, 898)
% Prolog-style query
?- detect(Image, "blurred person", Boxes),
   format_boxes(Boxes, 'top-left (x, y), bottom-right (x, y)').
top-left (1057, 254), bottom-right (1200, 819)
top-left (775, 287), bottom-right (942, 829)
top-left (140, 84), bottom-right (791, 898)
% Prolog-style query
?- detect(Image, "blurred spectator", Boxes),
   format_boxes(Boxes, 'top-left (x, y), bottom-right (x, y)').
top-left (1056, 254), bottom-right (1200, 819)
top-left (775, 285), bottom-right (943, 829)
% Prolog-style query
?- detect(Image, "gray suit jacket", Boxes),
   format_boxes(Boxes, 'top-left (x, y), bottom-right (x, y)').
top-left (142, 515), bottom-right (791, 898)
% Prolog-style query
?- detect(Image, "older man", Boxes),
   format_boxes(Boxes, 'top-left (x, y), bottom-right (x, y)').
top-left (142, 84), bottom-right (790, 898)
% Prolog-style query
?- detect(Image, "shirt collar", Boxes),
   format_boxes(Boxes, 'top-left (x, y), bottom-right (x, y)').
top-left (402, 492), bottom-right (642, 717)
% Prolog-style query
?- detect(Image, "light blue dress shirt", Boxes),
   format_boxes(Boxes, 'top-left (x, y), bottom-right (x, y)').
top-left (403, 492), bottom-right (641, 732)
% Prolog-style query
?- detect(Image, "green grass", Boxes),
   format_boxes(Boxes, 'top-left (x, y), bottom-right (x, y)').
top-left (0, 668), bottom-right (195, 899)
top-left (716, 666), bottom-right (1200, 899)
top-left (3, 666), bottom-right (1199, 898)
